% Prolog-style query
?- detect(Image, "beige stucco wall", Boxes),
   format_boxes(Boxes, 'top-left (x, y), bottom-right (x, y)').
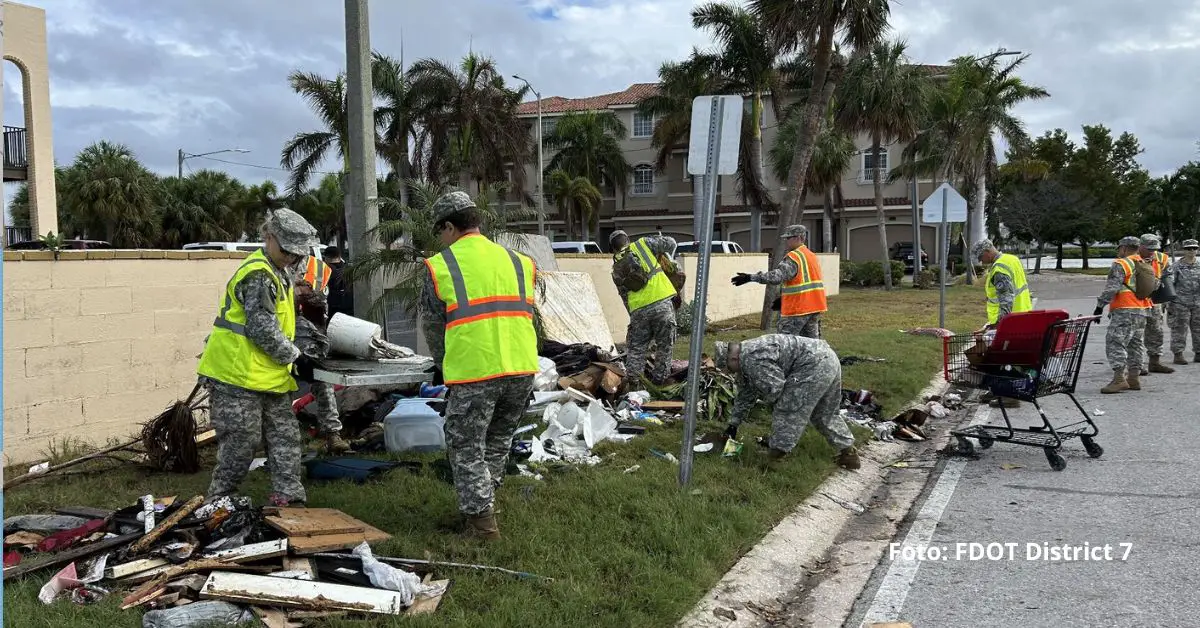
top-left (3, 251), bottom-right (245, 466)
top-left (4, 2), bottom-right (57, 236)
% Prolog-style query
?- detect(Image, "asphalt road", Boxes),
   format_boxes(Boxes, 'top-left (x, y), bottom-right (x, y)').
top-left (849, 273), bottom-right (1200, 628)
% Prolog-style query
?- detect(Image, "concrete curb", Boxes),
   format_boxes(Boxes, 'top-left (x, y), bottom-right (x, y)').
top-left (677, 372), bottom-right (955, 628)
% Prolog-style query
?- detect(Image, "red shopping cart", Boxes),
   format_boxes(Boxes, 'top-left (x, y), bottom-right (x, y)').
top-left (942, 310), bottom-right (1102, 471)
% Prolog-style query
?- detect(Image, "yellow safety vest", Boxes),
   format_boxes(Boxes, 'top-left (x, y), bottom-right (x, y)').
top-left (620, 237), bottom-right (678, 312)
top-left (197, 249), bottom-right (298, 393)
top-left (424, 234), bottom-right (540, 385)
top-left (986, 253), bottom-right (1033, 325)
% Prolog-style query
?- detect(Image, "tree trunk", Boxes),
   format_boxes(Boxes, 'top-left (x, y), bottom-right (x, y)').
top-left (835, 183), bottom-right (846, 255)
top-left (1081, 242), bottom-right (1090, 269)
top-left (1034, 240), bottom-right (1044, 274)
top-left (822, 189), bottom-right (834, 253)
top-left (872, 137), bottom-right (892, 290)
top-left (1056, 243), bottom-right (1064, 270)
top-left (750, 92), bottom-right (767, 252)
top-left (971, 166), bottom-right (987, 256)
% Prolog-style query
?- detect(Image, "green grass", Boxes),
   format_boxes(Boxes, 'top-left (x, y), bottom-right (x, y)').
top-left (2, 285), bottom-right (981, 628)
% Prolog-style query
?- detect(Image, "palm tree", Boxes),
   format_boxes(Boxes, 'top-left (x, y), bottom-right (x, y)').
top-left (407, 53), bottom-right (532, 195)
top-left (544, 169), bottom-right (603, 239)
top-left (280, 72), bottom-right (351, 197)
top-left (291, 173), bottom-right (346, 244)
top-left (240, 181), bottom-right (285, 239)
top-left (770, 102), bottom-right (856, 253)
top-left (59, 141), bottom-right (160, 247)
top-left (372, 52), bottom-right (417, 207)
top-left (157, 170), bottom-right (245, 248)
top-left (691, 2), bottom-right (785, 247)
top-left (837, 40), bottom-right (928, 289)
top-left (542, 111), bottom-right (632, 210)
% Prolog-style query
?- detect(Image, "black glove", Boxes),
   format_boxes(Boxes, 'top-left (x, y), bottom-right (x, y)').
top-left (293, 354), bottom-right (318, 383)
top-left (429, 366), bottom-right (444, 387)
top-left (724, 424), bottom-right (738, 440)
top-left (1093, 306), bottom-right (1104, 317)
top-left (771, 295), bottom-right (781, 311)
top-left (731, 273), bottom-right (753, 287)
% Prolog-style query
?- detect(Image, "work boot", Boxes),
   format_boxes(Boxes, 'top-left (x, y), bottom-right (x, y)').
top-left (1174, 352), bottom-right (1189, 365)
top-left (1100, 370), bottom-right (1128, 394)
top-left (837, 446), bottom-right (861, 470)
top-left (463, 508), bottom-right (501, 541)
top-left (1148, 355), bottom-right (1175, 374)
top-left (1126, 367), bottom-right (1141, 391)
top-left (323, 432), bottom-right (352, 454)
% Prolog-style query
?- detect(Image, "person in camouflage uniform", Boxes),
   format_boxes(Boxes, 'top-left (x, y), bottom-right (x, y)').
top-left (609, 230), bottom-right (679, 385)
top-left (1138, 233), bottom-right (1175, 374)
top-left (732, 224), bottom-right (825, 337)
top-left (420, 191), bottom-right (537, 540)
top-left (1168, 239), bottom-right (1200, 364)
top-left (1093, 236), bottom-right (1151, 394)
top-left (713, 335), bottom-right (860, 470)
top-left (291, 276), bottom-right (352, 454)
top-left (199, 209), bottom-right (319, 507)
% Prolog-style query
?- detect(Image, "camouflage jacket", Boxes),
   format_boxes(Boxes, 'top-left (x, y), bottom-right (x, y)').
top-left (752, 254), bottom-right (800, 285)
top-left (1172, 259), bottom-right (1200, 305)
top-left (728, 334), bottom-right (835, 426)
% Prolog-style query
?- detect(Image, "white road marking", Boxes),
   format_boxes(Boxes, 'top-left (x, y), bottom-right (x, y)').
top-left (859, 404), bottom-right (992, 626)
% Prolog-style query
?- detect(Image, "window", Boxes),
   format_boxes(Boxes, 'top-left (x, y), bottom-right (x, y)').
top-left (632, 164), bottom-right (655, 195)
top-left (540, 118), bottom-right (556, 138)
top-left (632, 111), bottom-right (655, 138)
top-left (861, 148), bottom-right (888, 182)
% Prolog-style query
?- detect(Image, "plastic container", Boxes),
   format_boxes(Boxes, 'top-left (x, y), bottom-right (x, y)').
top-left (327, 312), bottom-right (383, 358)
top-left (383, 399), bottom-right (446, 453)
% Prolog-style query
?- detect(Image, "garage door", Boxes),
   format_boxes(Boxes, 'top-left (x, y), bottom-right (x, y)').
top-left (848, 225), bottom-right (938, 262)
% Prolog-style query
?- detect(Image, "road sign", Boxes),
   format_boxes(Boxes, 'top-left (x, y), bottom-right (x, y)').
top-left (922, 182), bottom-right (968, 223)
top-left (687, 95), bottom-right (743, 175)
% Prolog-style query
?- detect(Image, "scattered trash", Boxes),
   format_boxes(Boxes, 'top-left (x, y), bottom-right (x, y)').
top-left (38, 554), bottom-right (108, 604)
top-left (822, 492), bottom-right (866, 514)
top-left (352, 542), bottom-right (427, 606)
top-left (3, 514), bottom-right (92, 533)
top-left (623, 465), bottom-right (640, 474)
top-left (141, 600), bottom-right (256, 628)
top-left (248, 458), bottom-right (268, 472)
top-left (722, 439), bottom-right (743, 457)
top-left (27, 462), bottom-right (50, 475)
top-left (693, 443), bottom-right (714, 453)
top-left (840, 355), bottom-right (886, 366)
top-left (650, 449), bottom-right (679, 464)
top-left (902, 327), bottom-right (954, 338)
top-left (714, 607), bottom-right (738, 621)
top-left (1092, 408), bottom-right (1106, 416)
top-left (926, 401), bottom-right (949, 419)
top-left (1001, 463), bottom-right (1024, 470)
top-left (888, 461), bottom-right (911, 468)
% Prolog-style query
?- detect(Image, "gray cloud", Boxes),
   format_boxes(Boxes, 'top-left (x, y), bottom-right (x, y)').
top-left (2, 0), bottom-right (1197, 197)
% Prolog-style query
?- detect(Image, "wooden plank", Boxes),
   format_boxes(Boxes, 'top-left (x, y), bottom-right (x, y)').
top-left (200, 571), bottom-right (408, 615)
top-left (253, 607), bottom-right (302, 628)
top-left (288, 522), bottom-right (390, 555)
top-left (264, 508), bottom-right (365, 537)
top-left (283, 557), bottom-right (316, 579)
top-left (106, 557), bottom-right (168, 580)
top-left (642, 400), bottom-right (685, 410)
top-left (3, 531), bottom-right (141, 581)
top-left (129, 495), bottom-right (204, 555)
top-left (406, 578), bottom-right (451, 616)
top-left (194, 429), bottom-right (217, 447)
top-left (127, 540), bottom-right (288, 583)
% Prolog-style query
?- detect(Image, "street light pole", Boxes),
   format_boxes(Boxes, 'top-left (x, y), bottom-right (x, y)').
top-left (177, 148), bottom-right (250, 178)
top-left (345, 0), bottom-right (381, 323)
top-left (514, 74), bottom-right (546, 237)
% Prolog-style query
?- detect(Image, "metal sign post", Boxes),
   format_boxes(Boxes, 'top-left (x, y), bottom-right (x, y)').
top-left (679, 95), bottom-right (742, 487)
top-left (922, 182), bottom-right (968, 330)
top-left (939, 185), bottom-right (949, 329)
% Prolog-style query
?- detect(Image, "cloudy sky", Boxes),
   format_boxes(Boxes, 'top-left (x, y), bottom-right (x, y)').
top-left (4, 0), bottom-right (1199, 202)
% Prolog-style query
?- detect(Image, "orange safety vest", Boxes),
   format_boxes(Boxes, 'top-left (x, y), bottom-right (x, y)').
top-left (303, 256), bottom-right (332, 293)
top-left (781, 245), bottom-right (828, 317)
top-left (1149, 251), bottom-right (1169, 279)
top-left (1111, 256), bottom-right (1153, 310)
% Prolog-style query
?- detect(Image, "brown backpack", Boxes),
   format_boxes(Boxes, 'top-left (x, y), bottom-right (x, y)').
top-left (1131, 258), bottom-right (1158, 299)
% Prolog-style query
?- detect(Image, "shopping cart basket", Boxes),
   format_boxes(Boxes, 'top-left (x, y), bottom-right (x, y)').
top-left (942, 310), bottom-right (1102, 470)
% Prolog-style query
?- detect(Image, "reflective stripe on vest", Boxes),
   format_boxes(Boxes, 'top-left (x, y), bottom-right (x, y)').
top-left (425, 235), bottom-right (540, 385)
top-left (1150, 251), bottom-right (1168, 279)
top-left (781, 246), bottom-right (827, 317)
top-left (304, 257), bottom-right (332, 292)
top-left (1111, 257), bottom-right (1152, 310)
top-left (985, 253), bottom-right (1033, 325)
top-left (625, 237), bottom-right (677, 312)
top-left (196, 249), bottom-right (298, 393)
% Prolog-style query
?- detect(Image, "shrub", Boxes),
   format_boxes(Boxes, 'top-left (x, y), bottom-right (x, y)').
top-left (914, 268), bottom-right (937, 289)
top-left (841, 260), bottom-right (904, 287)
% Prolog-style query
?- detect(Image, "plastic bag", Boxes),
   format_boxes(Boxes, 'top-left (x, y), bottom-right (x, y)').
top-left (351, 542), bottom-right (422, 606)
top-left (532, 357), bottom-right (559, 391)
top-left (582, 400), bottom-right (617, 448)
top-left (142, 600), bottom-right (254, 628)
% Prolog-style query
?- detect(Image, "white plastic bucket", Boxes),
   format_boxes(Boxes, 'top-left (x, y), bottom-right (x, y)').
top-left (327, 312), bottom-right (382, 358)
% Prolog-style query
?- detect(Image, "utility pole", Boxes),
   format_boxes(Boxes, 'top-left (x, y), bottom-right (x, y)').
top-left (513, 75), bottom-right (545, 237)
top-left (911, 175), bottom-right (922, 276)
top-left (344, 0), bottom-right (381, 322)
top-left (177, 148), bottom-right (249, 179)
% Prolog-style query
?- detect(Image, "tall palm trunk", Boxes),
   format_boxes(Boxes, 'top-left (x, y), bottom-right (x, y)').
top-left (822, 189), bottom-right (835, 253)
top-left (971, 164), bottom-right (987, 252)
top-left (750, 92), bottom-right (766, 252)
top-left (1033, 240), bottom-right (1044, 274)
top-left (872, 136), bottom-right (892, 289)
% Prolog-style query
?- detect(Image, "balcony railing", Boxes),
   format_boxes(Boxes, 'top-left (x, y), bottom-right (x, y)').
top-left (5, 126), bottom-right (28, 170)
top-left (6, 226), bottom-right (34, 247)
top-left (859, 167), bottom-right (887, 184)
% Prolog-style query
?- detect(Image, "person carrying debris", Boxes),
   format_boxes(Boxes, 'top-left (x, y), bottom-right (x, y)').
top-left (712, 335), bottom-right (860, 470)
top-left (196, 208), bottom-right (321, 507)
top-left (1168, 239), bottom-right (1200, 364)
top-left (731, 224), bottom-right (826, 338)
top-left (291, 264), bottom-right (352, 454)
top-left (1093, 236), bottom-right (1153, 394)
top-left (421, 190), bottom-right (539, 541)
top-left (609, 230), bottom-right (679, 386)
top-left (1138, 233), bottom-right (1175, 374)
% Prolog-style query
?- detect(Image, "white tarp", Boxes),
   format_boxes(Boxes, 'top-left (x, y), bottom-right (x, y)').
top-left (537, 271), bottom-right (615, 352)
top-left (497, 233), bottom-right (559, 272)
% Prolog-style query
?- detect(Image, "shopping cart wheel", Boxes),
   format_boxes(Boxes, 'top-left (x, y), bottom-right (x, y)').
top-left (1044, 448), bottom-right (1066, 471)
top-left (954, 436), bottom-right (975, 455)
top-left (977, 436), bottom-right (994, 450)
top-left (1080, 436), bottom-right (1104, 458)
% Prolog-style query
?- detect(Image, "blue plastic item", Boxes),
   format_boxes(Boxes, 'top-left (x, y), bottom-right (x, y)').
top-left (420, 383), bottom-right (447, 398)
top-left (384, 399), bottom-right (447, 453)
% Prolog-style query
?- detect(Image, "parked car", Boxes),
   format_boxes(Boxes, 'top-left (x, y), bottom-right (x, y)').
top-left (183, 241), bottom-right (328, 259)
top-left (673, 240), bottom-right (745, 255)
top-left (7, 239), bottom-right (112, 250)
top-left (551, 241), bottom-right (603, 254)
top-left (889, 241), bottom-right (928, 270)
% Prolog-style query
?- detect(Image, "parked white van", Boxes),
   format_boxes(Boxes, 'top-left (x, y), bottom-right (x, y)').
top-left (672, 240), bottom-right (745, 255)
top-left (551, 241), bottom-right (603, 254)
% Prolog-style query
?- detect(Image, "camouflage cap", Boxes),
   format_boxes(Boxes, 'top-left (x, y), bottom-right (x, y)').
top-left (1118, 236), bottom-right (1141, 248)
top-left (713, 341), bottom-right (730, 371)
top-left (1139, 233), bottom-right (1161, 250)
top-left (1183, 239), bottom-right (1200, 249)
top-left (781, 224), bottom-right (808, 239)
top-left (971, 239), bottom-right (996, 259)
top-left (431, 190), bottom-right (476, 224)
top-left (266, 208), bottom-right (318, 256)
top-left (609, 229), bottom-right (628, 244)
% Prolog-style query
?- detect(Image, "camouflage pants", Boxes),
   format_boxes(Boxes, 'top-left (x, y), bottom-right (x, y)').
top-left (207, 381), bottom-right (306, 503)
top-left (313, 382), bottom-right (343, 434)
top-left (624, 298), bottom-right (677, 384)
top-left (1105, 309), bottom-right (1147, 372)
top-left (1168, 302), bottom-right (1200, 354)
top-left (778, 313), bottom-right (821, 338)
top-left (444, 375), bottom-right (535, 516)
top-left (769, 350), bottom-right (855, 453)
top-left (1144, 304), bottom-right (1167, 357)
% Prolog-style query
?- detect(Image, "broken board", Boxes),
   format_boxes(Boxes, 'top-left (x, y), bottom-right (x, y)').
top-left (264, 508), bottom-right (390, 555)
top-left (642, 400), bottom-right (685, 411)
top-left (201, 571), bottom-right (409, 615)
top-left (406, 577), bottom-right (451, 616)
